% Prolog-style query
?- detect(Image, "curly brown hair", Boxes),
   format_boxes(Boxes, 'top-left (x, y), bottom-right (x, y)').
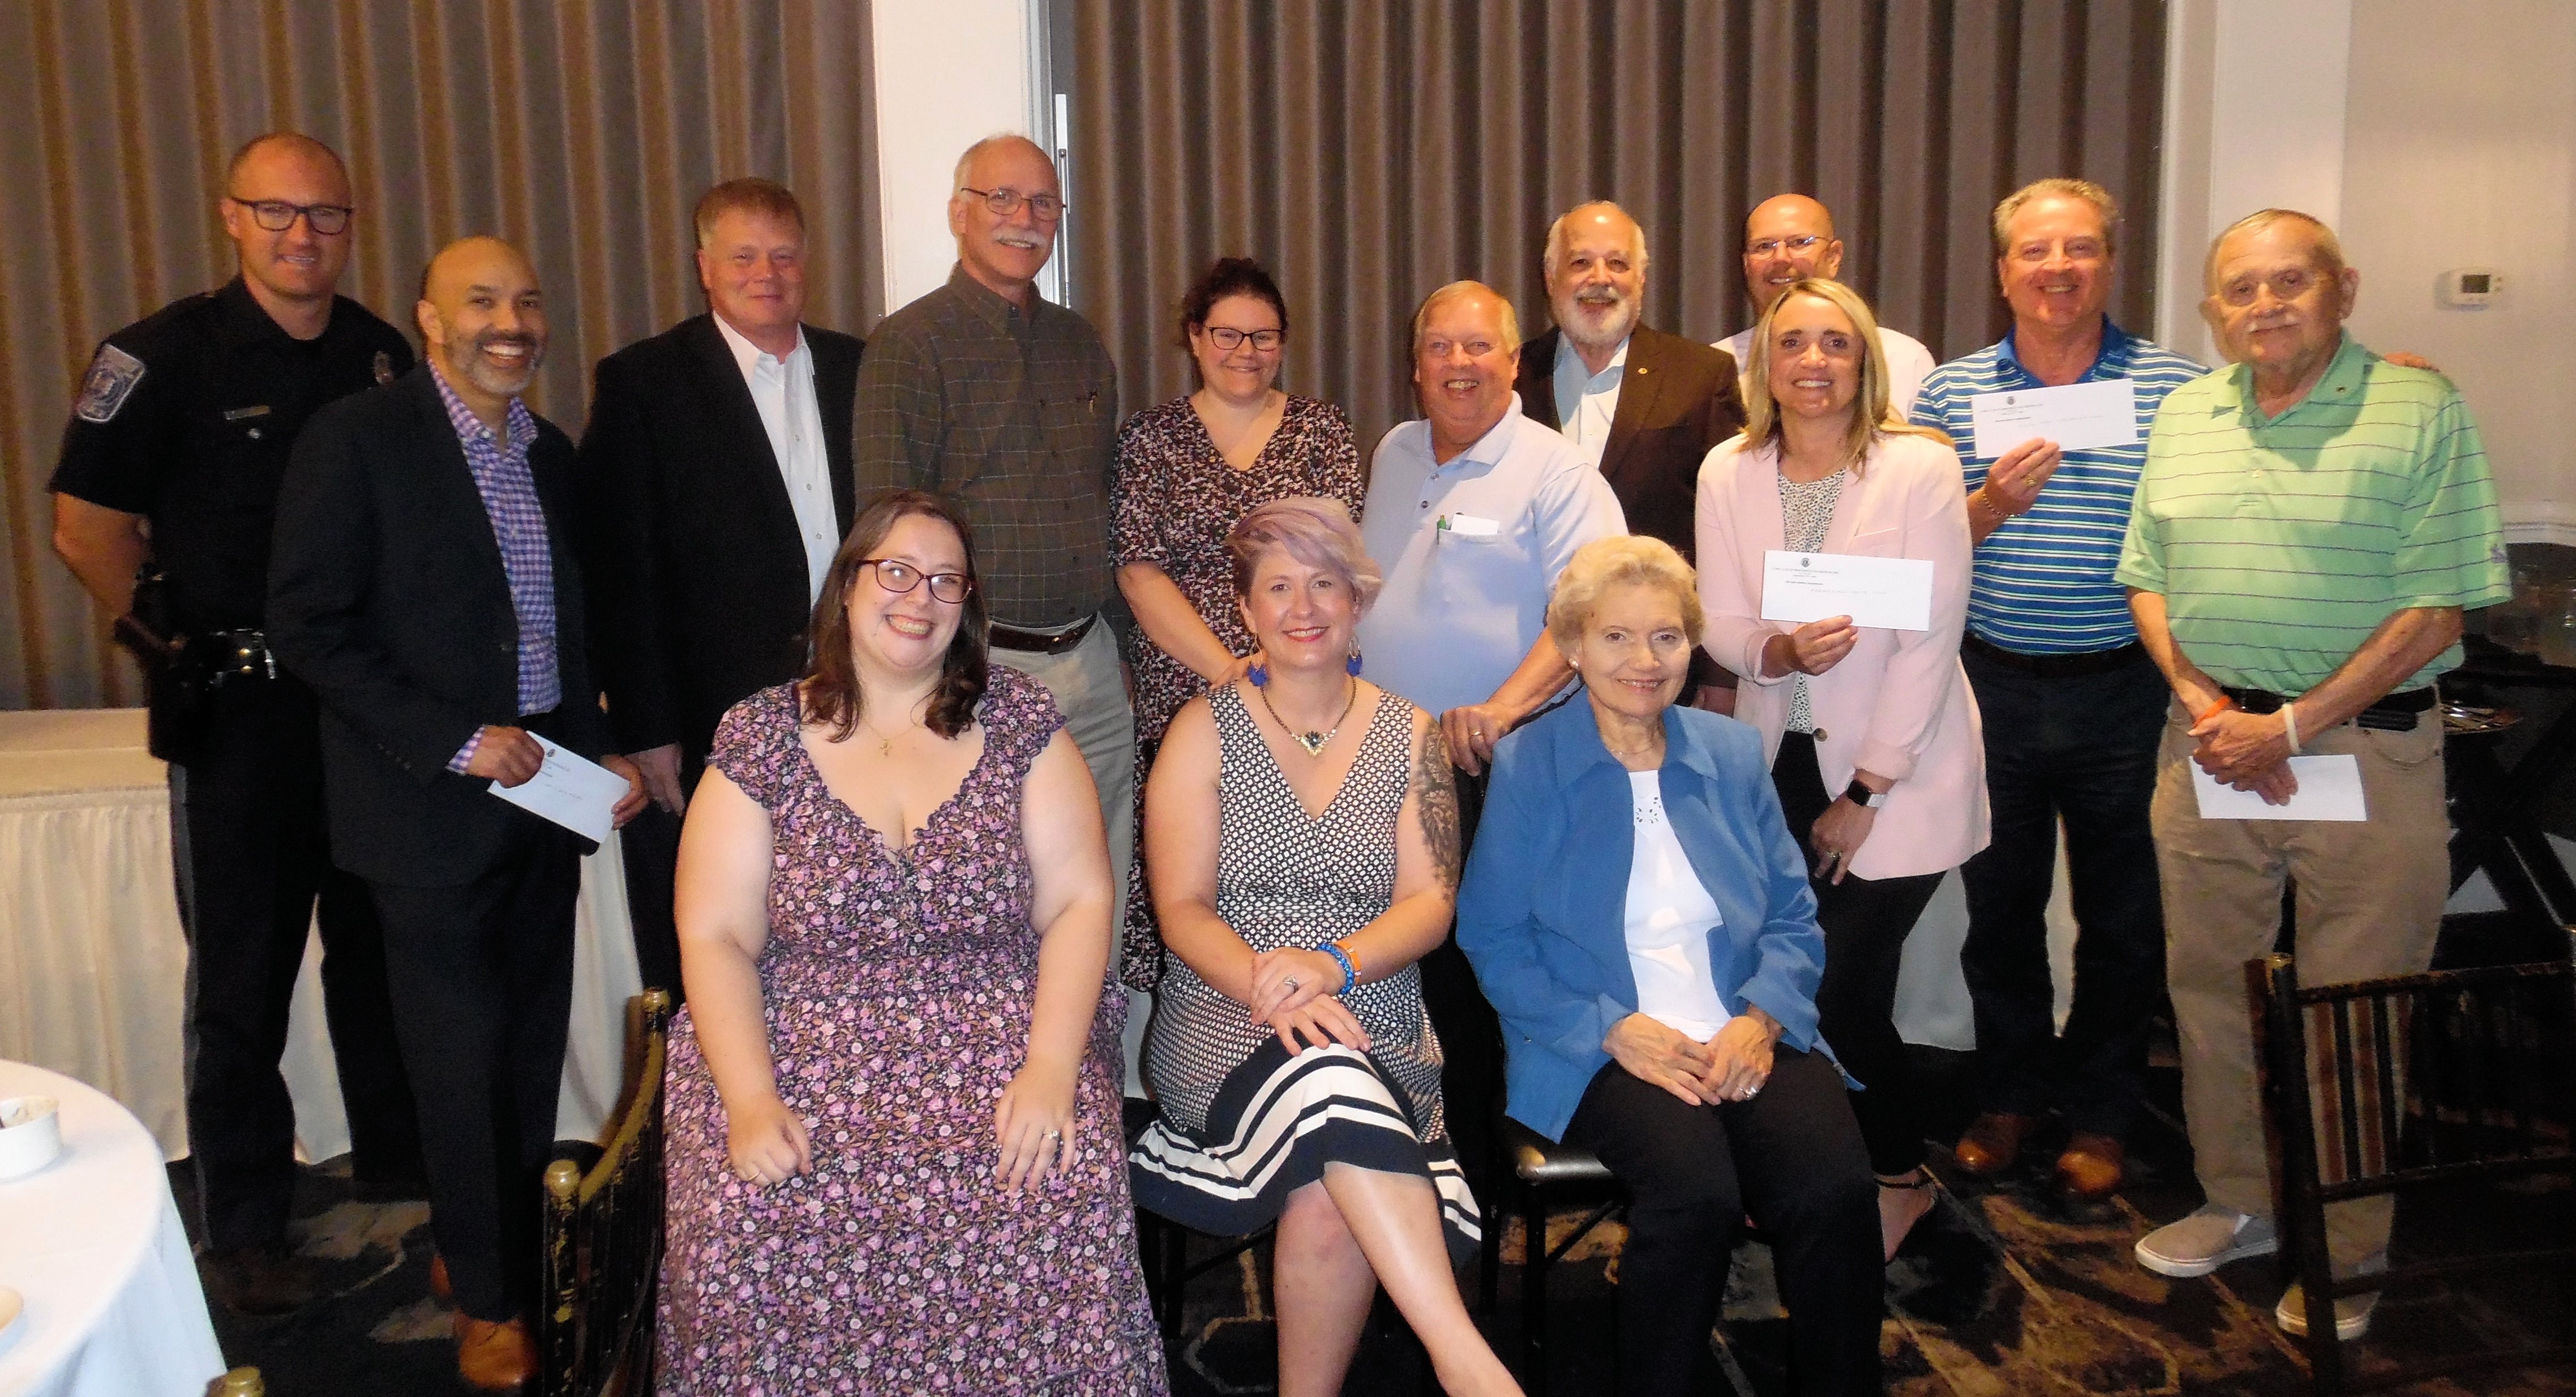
top-left (801, 490), bottom-right (988, 741)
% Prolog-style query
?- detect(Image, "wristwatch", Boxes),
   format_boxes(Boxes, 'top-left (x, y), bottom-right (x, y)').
top-left (1842, 779), bottom-right (1889, 809)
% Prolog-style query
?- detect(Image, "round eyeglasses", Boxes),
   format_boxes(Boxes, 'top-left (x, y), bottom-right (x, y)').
top-left (227, 198), bottom-right (354, 235)
top-left (862, 558), bottom-right (974, 604)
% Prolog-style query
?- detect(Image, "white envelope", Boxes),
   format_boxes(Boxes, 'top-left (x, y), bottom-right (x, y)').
top-left (488, 736), bottom-right (629, 843)
top-left (1969, 378), bottom-right (2139, 458)
top-left (1759, 550), bottom-right (1935, 632)
top-left (2190, 755), bottom-right (2368, 821)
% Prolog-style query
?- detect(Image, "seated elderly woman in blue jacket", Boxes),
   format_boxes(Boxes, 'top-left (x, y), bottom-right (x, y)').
top-left (1457, 534), bottom-right (1883, 1396)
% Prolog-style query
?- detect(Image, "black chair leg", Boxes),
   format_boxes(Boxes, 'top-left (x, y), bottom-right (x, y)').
top-left (1478, 1199), bottom-right (1501, 1313)
top-left (1521, 1195), bottom-right (1549, 1397)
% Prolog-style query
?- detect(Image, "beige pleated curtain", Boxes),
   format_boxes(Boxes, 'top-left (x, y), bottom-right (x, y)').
top-left (1067, 0), bottom-right (2167, 447)
top-left (0, 0), bottom-right (882, 711)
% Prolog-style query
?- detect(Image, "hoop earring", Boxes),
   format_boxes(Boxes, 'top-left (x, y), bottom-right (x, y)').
top-left (1345, 649), bottom-right (1364, 676)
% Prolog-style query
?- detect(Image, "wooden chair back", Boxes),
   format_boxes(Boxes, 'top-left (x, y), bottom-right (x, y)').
top-left (539, 989), bottom-right (675, 1397)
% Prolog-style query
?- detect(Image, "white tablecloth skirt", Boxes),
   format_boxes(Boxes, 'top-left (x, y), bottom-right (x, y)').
top-left (0, 1060), bottom-right (226, 1397)
top-left (0, 709), bottom-right (643, 1162)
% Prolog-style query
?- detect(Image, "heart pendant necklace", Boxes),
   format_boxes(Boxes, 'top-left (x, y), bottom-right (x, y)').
top-left (1259, 676), bottom-right (1359, 757)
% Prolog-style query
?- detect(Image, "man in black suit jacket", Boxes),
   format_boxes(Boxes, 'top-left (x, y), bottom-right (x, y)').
top-left (270, 236), bottom-right (642, 1393)
top-left (1514, 200), bottom-right (1747, 704)
top-left (578, 178), bottom-right (861, 995)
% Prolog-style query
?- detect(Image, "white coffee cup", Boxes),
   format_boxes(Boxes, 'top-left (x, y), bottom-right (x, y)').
top-left (0, 1096), bottom-right (63, 1181)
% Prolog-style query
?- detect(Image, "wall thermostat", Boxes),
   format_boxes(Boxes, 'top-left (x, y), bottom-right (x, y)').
top-left (2441, 268), bottom-right (2502, 307)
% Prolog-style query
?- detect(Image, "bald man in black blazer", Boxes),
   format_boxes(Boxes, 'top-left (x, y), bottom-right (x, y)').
top-left (578, 180), bottom-right (861, 994)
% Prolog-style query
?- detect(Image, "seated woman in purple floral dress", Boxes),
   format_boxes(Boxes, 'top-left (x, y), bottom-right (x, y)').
top-left (658, 489), bottom-right (1164, 1394)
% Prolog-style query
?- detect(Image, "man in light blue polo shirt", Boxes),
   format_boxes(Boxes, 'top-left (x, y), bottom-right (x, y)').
top-left (1358, 280), bottom-right (1626, 773)
top-left (1909, 178), bottom-right (2205, 1202)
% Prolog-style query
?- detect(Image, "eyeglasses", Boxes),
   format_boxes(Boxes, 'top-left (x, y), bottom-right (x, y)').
top-left (226, 198), bottom-right (353, 235)
top-left (1748, 235), bottom-right (1825, 257)
top-left (1203, 326), bottom-right (1284, 352)
top-left (958, 186), bottom-right (1065, 220)
top-left (861, 558), bottom-right (974, 604)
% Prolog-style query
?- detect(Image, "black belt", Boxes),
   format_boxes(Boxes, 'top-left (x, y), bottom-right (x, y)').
top-left (2223, 684), bottom-right (2434, 731)
top-left (988, 614), bottom-right (1095, 655)
top-left (1963, 633), bottom-right (2147, 679)
top-left (203, 628), bottom-right (277, 684)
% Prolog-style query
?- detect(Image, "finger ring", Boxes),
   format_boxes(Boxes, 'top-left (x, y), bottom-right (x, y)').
top-left (1043, 1129), bottom-right (1061, 1141)
top-left (1471, 727), bottom-right (1485, 738)
top-left (1284, 976), bottom-right (1300, 992)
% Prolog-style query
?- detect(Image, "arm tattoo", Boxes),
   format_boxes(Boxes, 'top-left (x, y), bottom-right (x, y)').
top-left (1413, 718), bottom-right (1464, 893)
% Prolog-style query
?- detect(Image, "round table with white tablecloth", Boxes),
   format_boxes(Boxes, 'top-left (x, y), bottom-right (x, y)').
top-left (0, 1059), bottom-right (226, 1397)
top-left (0, 708), bottom-right (646, 1164)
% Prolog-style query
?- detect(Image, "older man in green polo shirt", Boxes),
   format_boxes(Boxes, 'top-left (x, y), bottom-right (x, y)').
top-left (2116, 208), bottom-right (2510, 1339)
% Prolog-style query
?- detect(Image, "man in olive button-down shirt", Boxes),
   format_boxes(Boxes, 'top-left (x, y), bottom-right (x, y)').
top-left (850, 133), bottom-right (1133, 932)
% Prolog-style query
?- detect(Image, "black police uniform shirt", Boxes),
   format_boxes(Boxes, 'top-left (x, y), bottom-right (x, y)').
top-left (49, 276), bottom-right (415, 632)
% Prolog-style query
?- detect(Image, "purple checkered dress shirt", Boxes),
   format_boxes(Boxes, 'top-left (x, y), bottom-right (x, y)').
top-left (433, 365), bottom-right (562, 772)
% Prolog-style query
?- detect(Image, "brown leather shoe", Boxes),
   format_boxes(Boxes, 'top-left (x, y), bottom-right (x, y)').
top-left (1951, 1112), bottom-right (2034, 1178)
top-left (199, 1244), bottom-right (328, 1318)
top-left (453, 1313), bottom-right (536, 1392)
top-left (2055, 1132), bottom-right (2127, 1200)
top-left (428, 1253), bottom-right (452, 1303)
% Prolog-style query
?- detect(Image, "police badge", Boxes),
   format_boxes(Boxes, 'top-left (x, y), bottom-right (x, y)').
top-left (74, 344), bottom-right (147, 423)
top-left (374, 350), bottom-right (395, 385)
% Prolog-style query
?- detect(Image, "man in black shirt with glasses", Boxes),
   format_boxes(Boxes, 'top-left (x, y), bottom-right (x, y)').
top-left (50, 131), bottom-right (421, 1318)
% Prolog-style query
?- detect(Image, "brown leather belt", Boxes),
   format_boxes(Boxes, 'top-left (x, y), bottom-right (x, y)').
top-left (989, 615), bottom-right (1095, 655)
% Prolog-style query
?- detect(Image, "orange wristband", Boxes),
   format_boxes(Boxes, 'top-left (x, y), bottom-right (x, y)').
top-left (2191, 696), bottom-right (2238, 725)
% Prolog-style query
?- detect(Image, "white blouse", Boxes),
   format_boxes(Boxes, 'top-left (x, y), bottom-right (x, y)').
top-left (1623, 770), bottom-right (1731, 1042)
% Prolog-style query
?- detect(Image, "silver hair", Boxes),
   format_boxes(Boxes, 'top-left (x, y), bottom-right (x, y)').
top-left (1542, 201), bottom-right (1649, 280)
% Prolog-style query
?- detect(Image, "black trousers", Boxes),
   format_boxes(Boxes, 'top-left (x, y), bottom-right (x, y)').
top-left (1772, 732), bottom-right (1945, 1177)
top-left (1957, 646), bottom-right (2168, 1138)
top-left (614, 798), bottom-right (685, 996)
top-left (369, 824), bottom-right (581, 1322)
top-left (171, 678), bottom-right (420, 1250)
top-left (1563, 1050), bottom-right (1881, 1396)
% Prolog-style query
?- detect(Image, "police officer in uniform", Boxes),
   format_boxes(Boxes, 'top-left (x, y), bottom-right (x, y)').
top-left (49, 132), bottom-right (422, 1315)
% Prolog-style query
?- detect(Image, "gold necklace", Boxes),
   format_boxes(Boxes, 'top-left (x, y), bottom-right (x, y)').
top-left (1258, 677), bottom-right (1358, 757)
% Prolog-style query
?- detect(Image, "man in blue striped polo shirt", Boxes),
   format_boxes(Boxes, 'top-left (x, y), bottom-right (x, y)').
top-left (1910, 179), bottom-right (2206, 1201)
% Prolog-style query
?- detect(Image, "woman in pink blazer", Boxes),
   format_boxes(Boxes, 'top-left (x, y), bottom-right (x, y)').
top-left (1694, 277), bottom-right (1989, 1262)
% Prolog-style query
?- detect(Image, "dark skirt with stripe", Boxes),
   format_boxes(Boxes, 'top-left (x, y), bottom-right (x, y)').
top-left (1129, 1039), bottom-right (1482, 1269)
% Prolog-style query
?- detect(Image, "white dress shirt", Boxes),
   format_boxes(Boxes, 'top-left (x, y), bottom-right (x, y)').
top-left (713, 313), bottom-right (838, 603)
top-left (1550, 333), bottom-right (1628, 468)
top-left (1624, 769), bottom-right (1731, 1042)
top-left (1717, 324), bottom-right (1938, 418)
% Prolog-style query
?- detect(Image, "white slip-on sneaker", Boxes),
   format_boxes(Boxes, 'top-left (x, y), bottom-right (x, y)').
top-left (2134, 1204), bottom-right (2279, 1278)
top-left (2276, 1253), bottom-right (2386, 1340)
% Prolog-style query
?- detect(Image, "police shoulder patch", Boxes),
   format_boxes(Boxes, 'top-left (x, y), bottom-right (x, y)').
top-left (74, 344), bottom-right (148, 423)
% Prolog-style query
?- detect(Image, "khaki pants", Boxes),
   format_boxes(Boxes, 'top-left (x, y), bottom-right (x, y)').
top-left (990, 617), bottom-right (1136, 934)
top-left (2149, 697), bottom-right (2448, 1270)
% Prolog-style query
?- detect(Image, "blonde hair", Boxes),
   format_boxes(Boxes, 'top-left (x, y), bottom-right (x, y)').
top-left (1228, 497), bottom-right (1383, 616)
top-left (1738, 278), bottom-right (1950, 474)
top-left (1991, 178), bottom-right (2119, 258)
top-left (1547, 535), bottom-right (1703, 654)
top-left (1411, 280), bottom-right (1521, 357)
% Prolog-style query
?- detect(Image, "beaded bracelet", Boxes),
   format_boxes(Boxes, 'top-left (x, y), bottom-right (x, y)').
top-left (1323, 942), bottom-right (1358, 996)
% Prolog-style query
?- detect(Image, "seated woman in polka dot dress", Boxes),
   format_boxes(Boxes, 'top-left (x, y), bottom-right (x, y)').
top-left (1128, 497), bottom-right (1520, 1397)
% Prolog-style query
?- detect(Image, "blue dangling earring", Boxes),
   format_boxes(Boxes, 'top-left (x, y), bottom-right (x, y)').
top-left (1246, 662), bottom-right (1270, 687)
top-left (1346, 648), bottom-right (1364, 676)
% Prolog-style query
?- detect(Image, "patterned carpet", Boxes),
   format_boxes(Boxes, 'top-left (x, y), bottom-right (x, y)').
top-left (177, 1051), bottom-right (2573, 1395)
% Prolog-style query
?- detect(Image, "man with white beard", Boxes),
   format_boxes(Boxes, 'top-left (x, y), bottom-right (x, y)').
top-left (1512, 200), bottom-right (1745, 705)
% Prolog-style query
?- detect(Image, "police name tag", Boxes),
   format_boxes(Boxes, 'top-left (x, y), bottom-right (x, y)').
top-left (75, 344), bottom-right (147, 423)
